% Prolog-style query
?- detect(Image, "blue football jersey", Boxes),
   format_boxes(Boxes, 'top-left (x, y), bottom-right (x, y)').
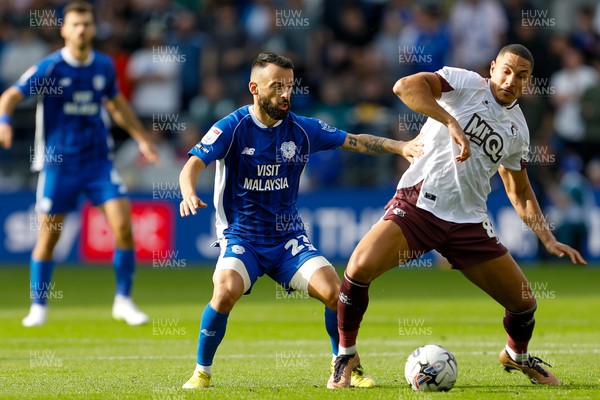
top-left (189, 105), bottom-right (347, 242)
top-left (13, 48), bottom-right (119, 171)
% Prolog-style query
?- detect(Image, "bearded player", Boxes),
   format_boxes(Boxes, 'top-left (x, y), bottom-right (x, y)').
top-left (179, 52), bottom-right (423, 388)
top-left (328, 44), bottom-right (586, 389)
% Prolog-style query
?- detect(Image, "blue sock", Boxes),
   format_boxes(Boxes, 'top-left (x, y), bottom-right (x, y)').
top-left (30, 259), bottom-right (55, 305)
top-left (197, 303), bottom-right (229, 366)
top-left (325, 307), bottom-right (339, 356)
top-left (114, 248), bottom-right (135, 297)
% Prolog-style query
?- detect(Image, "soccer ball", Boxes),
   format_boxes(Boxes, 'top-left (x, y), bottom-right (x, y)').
top-left (404, 344), bottom-right (458, 392)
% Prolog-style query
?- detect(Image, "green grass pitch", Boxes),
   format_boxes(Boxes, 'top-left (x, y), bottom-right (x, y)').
top-left (0, 263), bottom-right (598, 399)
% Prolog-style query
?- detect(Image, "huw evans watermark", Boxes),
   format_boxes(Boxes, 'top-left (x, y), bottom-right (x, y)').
top-left (152, 113), bottom-right (187, 133)
top-left (152, 182), bottom-right (183, 201)
top-left (152, 318), bottom-right (187, 336)
top-left (275, 349), bottom-right (309, 368)
top-left (152, 250), bottom-right (187, 269)
top-left (399, 318), bottom-right (432, 336)
top-left (522, 10), bottom-right (555, 28)
top-left (399, 46), bottom-right (432, 65)
top-left (30, 9), bottom-right (63, 28)
top-left (275, 9), bottom-right (309, 28)
top-left (152, 46), bottom-right (187, 63)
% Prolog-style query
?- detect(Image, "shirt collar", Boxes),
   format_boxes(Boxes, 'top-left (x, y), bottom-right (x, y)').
top-left (248, 105), bottom-right (283, 128)
top-left (61, 47), bottom-right (94, 67)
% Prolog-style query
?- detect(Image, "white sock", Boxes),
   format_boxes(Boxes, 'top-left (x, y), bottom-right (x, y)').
top-left (505, 344), bottom-right (528, 362)
top-left (338, 345), bottom-right (356, 356)
top-left (195, 363), bottom-right (212, 376)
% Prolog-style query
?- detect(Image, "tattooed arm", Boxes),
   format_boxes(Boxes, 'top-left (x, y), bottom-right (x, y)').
top-left (340, 133), bottom-right (423, 163)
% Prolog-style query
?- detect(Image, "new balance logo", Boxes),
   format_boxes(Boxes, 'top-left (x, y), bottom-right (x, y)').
top-left (201, 329), bottom-right (216, 336)
top-left (241, 147), bottom-right (255, 155)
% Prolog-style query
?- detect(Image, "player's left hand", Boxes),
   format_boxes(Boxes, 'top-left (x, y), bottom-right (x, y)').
top-left (139, 140), bottom-right (159, 164)
top-left (545, 241), bottom-right (587, 265)
top-left (400, 136), bottom-right (424, 163)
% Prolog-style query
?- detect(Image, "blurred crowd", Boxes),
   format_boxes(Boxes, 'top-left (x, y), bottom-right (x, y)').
top-left (0, 0), bottom-right (599, 200)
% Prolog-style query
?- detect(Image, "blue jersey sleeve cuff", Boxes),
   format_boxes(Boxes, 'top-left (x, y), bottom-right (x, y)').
top-left (12, 84), bottom-right (30, 99)
top-left (188, 146), bottom-right (212, 165)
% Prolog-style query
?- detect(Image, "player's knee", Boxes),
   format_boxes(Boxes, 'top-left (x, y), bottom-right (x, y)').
top-left (347, 251), bottom-right (376, 283)
top-left (323, 289), bottom-right (338, 311)
top-left (32, 246), bottom-right (54, 261)
top-left (113, 222), bottom-right (133, 247)
top-left (33, 236), bottom-right (59, 260)
top-left (210, 288), bottom-right (240, 313)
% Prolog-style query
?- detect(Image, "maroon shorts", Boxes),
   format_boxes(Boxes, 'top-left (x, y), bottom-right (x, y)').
top-left (382, 183), bottom-right (508, 269)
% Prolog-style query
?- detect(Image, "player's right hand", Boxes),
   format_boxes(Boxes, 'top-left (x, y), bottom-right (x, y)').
top-left (180, 193), bottom-right (207, 217)
top-left (448, 122), bottom-right (471, 162)
top-left (0, 123), bottom-right (13, 149)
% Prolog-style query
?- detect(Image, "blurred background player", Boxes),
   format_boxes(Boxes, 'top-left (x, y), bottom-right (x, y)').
top-left (0, 1), bottom-right (158, 327)
top-left (328, 44), bottom-right (587, 389)
top-left (178, 52), bottom-right (422, 389)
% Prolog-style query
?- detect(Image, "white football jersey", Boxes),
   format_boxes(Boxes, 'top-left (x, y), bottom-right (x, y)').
top-left (398, 67), bottom-right (530, 223)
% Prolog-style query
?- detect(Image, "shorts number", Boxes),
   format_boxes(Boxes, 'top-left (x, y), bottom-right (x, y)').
top-left (284, 235), bottom-right (316, 256)
top-left (482, 219), bottom-right (496, 238)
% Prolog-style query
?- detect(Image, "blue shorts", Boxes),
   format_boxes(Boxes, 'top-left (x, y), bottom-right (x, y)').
top-left (215, 232), bottom-right (332, 294)
top-left (35, 162), bottom-right (127, 214)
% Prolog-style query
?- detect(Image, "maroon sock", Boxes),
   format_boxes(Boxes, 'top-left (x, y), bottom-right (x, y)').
top-left (503, 304), bottom-right (537, 355)
top-left (338, 272), bottom-right (370, 349)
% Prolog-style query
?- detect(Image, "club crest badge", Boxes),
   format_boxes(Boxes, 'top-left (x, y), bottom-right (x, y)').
top-left (93, 75), bottom-right (105, 91)
top-left (280, 141), bottom-right (297, 160)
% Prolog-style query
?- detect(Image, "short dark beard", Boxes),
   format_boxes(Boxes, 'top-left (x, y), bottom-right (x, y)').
top-left (258, 95), bottom-right (290, 120)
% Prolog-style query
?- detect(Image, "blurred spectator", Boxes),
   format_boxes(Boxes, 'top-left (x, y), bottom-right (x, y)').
top-left (202, 2), bottom-right (250, 103)
top-left (449, 0), bottom-right (508, 74)
top-left (572, 6), bottom-right (600, 64)
top-left (189, 75), bottom-right (236, 133)
top-left (242, 0), bottom-right (273, 43)
top-left (508, 16), bottom-right (555, 80)
top-left (547, 155), bottom-right (596, 257)
top-left (343, 74), bottom-right (395, 187)
top-left (114, 127), bottom-right (181, 191)
top-left (0, 27), bottom-right (50, 90)
top-left (586, 158), bottom-right (600, 189)
top-left (580, 60), bottom-right (600, 164)
top-left (550, 46), bottom-right (597, 155)
top-left (166, 9), bottom-right (208, 111)
top-left (126, 22), bottom-right (181, 120)
top-left (401, 3), bottom-right (451, 76)
top-left (504, 0), bottom-right (537, 39)
top-left (373, 8), bottom-right (406, 82)
top-left (97, 17), bottom-right (133, 100)
top-left (304, 76), bottom-right (350, 189)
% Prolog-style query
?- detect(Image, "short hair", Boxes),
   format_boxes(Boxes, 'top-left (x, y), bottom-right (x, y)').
top-left (64, 1), bottom-right (94, 17)
top-left (497, 44), bottom-right (534, 72)
top-left (251, 52), bottom-right (294, 71)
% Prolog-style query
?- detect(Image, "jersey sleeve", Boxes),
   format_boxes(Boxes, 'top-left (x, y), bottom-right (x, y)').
top-left (300, 117), bottom-right (347, 153)
top-left (188, 121), bottom-right (233, 165)
top-left (12, 59), bottom-right (54, 100)
top-left (435, 66), bottom-right (484, 104)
